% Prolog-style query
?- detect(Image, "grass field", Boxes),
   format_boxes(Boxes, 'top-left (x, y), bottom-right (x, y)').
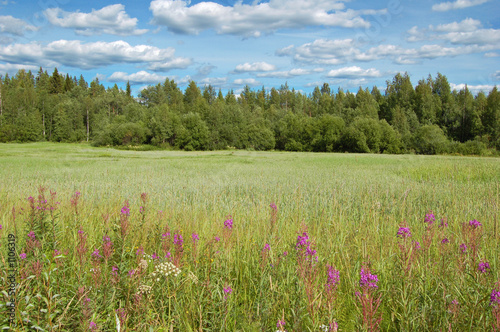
top-left (0, 142), bottom-right (499, 331)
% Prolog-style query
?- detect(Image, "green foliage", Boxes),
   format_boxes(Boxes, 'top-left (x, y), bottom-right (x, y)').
top-left (412, 124), bottom-right (449, 155)
top-left (0, 69), bottom-right (499, 154)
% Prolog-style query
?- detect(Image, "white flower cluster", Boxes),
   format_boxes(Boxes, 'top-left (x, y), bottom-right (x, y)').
top-left (187, 271), bottom-right (198, 284)
top-left (152, 261), bottom-right (181, 281)
top-left (136, 284), bottom-right (152, 295)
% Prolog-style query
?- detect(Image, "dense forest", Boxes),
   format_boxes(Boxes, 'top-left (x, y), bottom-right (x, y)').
top-left (0, 68), bottom-right (498, 155)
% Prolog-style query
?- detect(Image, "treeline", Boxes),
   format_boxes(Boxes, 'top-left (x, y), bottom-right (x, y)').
top-left (0, 68), bottom-right (499, 155)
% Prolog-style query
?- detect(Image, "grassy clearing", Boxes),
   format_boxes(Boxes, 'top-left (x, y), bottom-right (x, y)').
top-left (0, 142), bottom-right (499, 331)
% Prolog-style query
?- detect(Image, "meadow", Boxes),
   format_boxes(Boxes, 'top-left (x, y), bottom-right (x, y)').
top-left (0, 142), bottom-right (499, 331)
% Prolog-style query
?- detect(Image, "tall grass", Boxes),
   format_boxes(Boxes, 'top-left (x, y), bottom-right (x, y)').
top-left (0, 142), bottom-right (499, 331)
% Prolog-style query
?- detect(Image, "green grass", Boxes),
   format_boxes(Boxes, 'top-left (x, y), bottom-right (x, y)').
top-left (0, 142), bottom-right (499, 331)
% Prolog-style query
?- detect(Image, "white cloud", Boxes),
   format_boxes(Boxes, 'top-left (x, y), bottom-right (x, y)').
top-left (0, 40), bottom-right (191, 71)
top-left (493, 71), bottom-right (500, 81)
top-left (0, 63), bottom-right (38, 74)
top-left (433, 18), bottom-right (481, 32)
top-left (0, 15), bottom-right (38, 36)
top-left (150, 0), bottom-right (374, 37)
top-left (108, 71), bottom-right (167, 85)
top-left (233, 78), bottom-right (261, 86)
top-left (199, 77), bottom-right (228, 86)
top-left (485, 52), bottom-right (499, 57)
top-left (257, 68), bottom-right (312, 78)
top-left (326, 66), bottom-right (382, 78)
top-left (432, 0), bottom-right (489, 11)
top-left (450, 83), bottom-right (496, 94)
top-left (233, 62), bottom-right (276, 73)
top-left (44, 4), bottom-right (148, 36)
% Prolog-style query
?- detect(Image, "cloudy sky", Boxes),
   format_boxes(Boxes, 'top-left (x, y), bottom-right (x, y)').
top-left (0, 0), bottom-right (499, 95)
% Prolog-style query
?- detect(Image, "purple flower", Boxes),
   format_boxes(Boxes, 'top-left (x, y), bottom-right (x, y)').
top-left (478, 261), bottom-right (490, 273)
top-left (152, 252), bottom-right (159, 260)
top-left (439, 219), bottom-right (448, 228)
top-left (78, 229), bottom-right (85, 234)
top-left (491, 288), bottom-right (500, 307)
top-left (0, 224), bottom-right (2, 230)
top-left (174, 234), bottom-right (184, 246)
top-left (469, 219), bottom-right (482, 228)
top-left (214, 236), bottom-right (221, 242)
top-left (224, 218), bottom-right (233, 229)
top-left (262, 243), bottom-right (271, 252)
top-left (296, 232), bottom-right (309, 248)
top-left (136, 247), bottom-right (144, 256)
top-left (192, 233), bottom-right (199, 243)
top-left (326, 265), bottom-right (340, 290)
top-left (165, 252), bottom-right (172, 260)
top-left (89, 321), bottom-right (97, 330)
top-left (359, 267), bottom-right (378, 289)
top-left (19, 253), bottom-right (27, 260)
top-left (111, 266), bottom-right (118, 276)
top-left (28, 231), bottom-right (36, 239)
top-left (223, 286), bottom-right (232, 294)
top-left (413, 241), bottom-right (421, 250)
top-left (277, 320), bottom-right (286, 329)
top-left (128, 269), bottom-right (135, 277)
top-left (270, 203), bottom-right (277, 210)
top-left (397, 227), bottom-right (411, 238)
top-left (425, 212), bottom-right (435, 224)
top-left (54, 249), bottom-right (61, 256)
top-left (103, 236), bottom-right (111, 243)
top-left (139, 206), bottom-right (144, 213)
top-left (441, 238), bottom-right (450, 244)
top-left (460, 243), bottom-right (467, 253)
top-left (120, 205), bottom-right (130, 216)
top-left (283, 251), bottom-right (288, 257)
top-left (451, 299), bottom-right (459, 305)
top-left (162, 232), bottom-right (170, 239)
top-left (91, 249), bottom-right (102, 259)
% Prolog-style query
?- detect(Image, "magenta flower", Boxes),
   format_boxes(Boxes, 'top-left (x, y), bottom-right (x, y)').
top-left (136, 247), bottom-right (144, 256)
top-left (89, 321), bottom-right (97, 330)
top-left (262, 243), bottom-right (271, 252)
top-left (425, 212), bottom-right (435, 224)
top-left (28, 231), bottom-right (36, 239)
top-left (439, 219), bottom-right (448, 228)
top-left (224, 218), bottom-right (233, 229)
top-left (174, 233), bottom-right (184, 246)
top-left (111, 266), bottom-right (118, 276)
top-left (192, 233), bottom-right (199, 243)
top-left (413, 241), bottom-right (421, 250)
top-left (460, 243), bottom-right (467, 253)
top-left (469, 219), bottom-right (482, 228)
top-left (128, 269), bottom-right (135, 277)
top-left (91, 249), bottom-right (102, 259)
top-left (478, 261), bottom-right (490, 273)
top-left (152, 252), bottom-right (159, 260)
top-left (270, 203), bottom-right (277, 210)
top-left (0, 224), bottom-right (2, 230)
top-left (223, 286), bottom-right (232, 299)
top-left (162, 232), bottom-right (170, 239)
top-left (277, 320), bottom-right (286, 330)
top-left (120, 205), bottom-right (130, 216)
top-left (214, 236), bottom-right (221, 242)
top-left (441, 238), bottom-right (450, 244)
top-left (283, 251), bottom-right (288, 257)
top-left (326, 265), bottom-right (340, 291)
top-left (359, 267), bottom-right (378, 289)
top-left (19, 253), bottom-right (27, 260)
top-left (397, 227), bottom-right (411, 238)
top-left (491, 288), bottom-right (500, 307)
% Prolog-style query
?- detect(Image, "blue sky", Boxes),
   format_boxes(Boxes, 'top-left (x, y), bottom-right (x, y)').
top-left (0, 0), bottom-right (499, 96)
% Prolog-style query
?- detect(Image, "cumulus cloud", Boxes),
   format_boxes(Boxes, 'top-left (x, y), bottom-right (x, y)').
top-left (199, 77), bottom-right (228, 86)
top-left (44, 4), bottom-right (148, 36)
top-left (150, 0), bottom-right (375, 37)
top-left (108, 71), bottom-right (167, 85)
top-left (450, 83), bottom-right (496, 94)
top-left (0, 62), bottom-right (38, 74)
top-left (432, 0), bottom-right (489, 11)
top-left (233, 78), bottom-right (261, 86)
top-left (257, 68), bottom-right (312, 78)
top-left (0, 40), bottom-right (192, 71)
top-left (233, 62), bottom-right (276, 73)
top-left (326, 66), bottom-right (382, 79)
top-left (0, 15), bottom-right (38, 36)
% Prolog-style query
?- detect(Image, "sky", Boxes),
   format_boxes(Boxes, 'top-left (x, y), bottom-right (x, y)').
top-left (0, 0), bottom-right (499, 96)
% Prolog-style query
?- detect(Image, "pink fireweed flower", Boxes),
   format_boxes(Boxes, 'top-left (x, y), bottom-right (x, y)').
top-left (111, 266), bottom-right (118, 276)
top-left (262, 243), bottom-right (271, 252)
top-left (441, 238), bottom-right (450, 244)
top-left (326, 265), bottom-right (340, 292)
top-left (283, 251), bottom-right (288, 257)
top-left (439, 219), bottom-right (448, 228)
top-left (491, 288), bottom-right (500, 307)
top-left (413, 241), bottom-right (421, 250)
top-left (121, 205), bottom-right (130, 216)
top-left (460, 243), bottom-right (467, 253)
top-left (425, 211), bottom-right (435, 224)
top-left (397, 227), bottom-right (411, 238)
top-left (469, 219), bottom-right (482, 228)
top-left (162, 232), bottom-right (171, 239)
top-left (192, 233), bottom-right (199, 243)
top-left (276, 320), bottom-right (286, 331)
top-left (136, 247), bottom-right (144, 256)
top-left (0, 224), bottom-right (2, 230)
top-left (224, 218), bottom-right (233, 229)
top-left (165, 252), bottom-right (172, 260)
top-left (270, 203), bottom-right (277, 210)
top-left (174, 234), bottom-right (184, 246)
top-left (19, 252), bottom-right (27, 260)
top-left (128, 269), bottom-right (135, 277)
top-left (152, 252), bottom-right (159, 260)
top-left (223, 286), bottom-right (232, 299)
top-left (214, 236), bottom-right (221, 242)
top-left (359, 267), bottom-right (378, 289)
top-left (89, 321), bottom-right (97, 330)
top-left (91, 249), bottom-right (102, 260)
top-left (478, 261), bottom-right (491, 273)
top-left (28, 231), bottom-right (36, 239)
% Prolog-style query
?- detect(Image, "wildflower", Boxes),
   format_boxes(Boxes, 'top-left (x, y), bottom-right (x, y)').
top-left (0, 224), bottom-right (2, 230)
top-left (283, 251), bottom-right (288, 257)
top-left (174, 234), bottom-right (184, 246)
top-left (425, 211), bottom-right (435, 224)
top-left (460, 243), bottom-right (467, 253)
top-left (162, 232), bottom-right (170, 239)
top-left (214, 236), bottom-right (220, 242)
top-left (413, 241), bottom-right (421, 250)
top-left (139, 206), bottom-right (144, 214)
top-left (91, 249), bottom-right (102, 260)
top-left (153, 261), bottom-right (181, 279)
top-left (397, 227), bottom-right (411, 238)
top-left (54, 249), bottom-right (61, 256)
top-left (136, 247), bottom-right (144, 256)
top-left (78, 229), bottom-right (84, 234)
top-left (19, 252), bottom-right (27, 260)
top-left (121, 205), bottom-right (130, 215)
top-left (469, 219), bottom-right (482, 228)
top-left (276, 320), bottom-right (286, 331)
top-left (223, 286), bottom-right (232, 299)
top-left (359, 267), bottom-right (378, 289)
top-left (111, 266), bottom-right (118, 276)
top-left (165, 252), bottom-right (172, 260)
top-left (491, 288), bottom-right (500, 307)
top-left (224, 218), bottom-right (233, 229)
top-left (439, 219), bottom-right (448, 228)
top-left (441, 238), bottom-right (450, 244)
top-left (89, 321), bottom-right (97, 330)
top-left (326, 265), bottom-right (340, 292)
top-left (28, 231), bottom-right (36, 239)
top-left (262, 243), bottom-right (271, 252)
top-left (478, 261), bottom-right (491, 273)
top-left (270, 203), bottom-right (277, 210)
top-left (151, 252), bottom-right (159, 260)
top-left (192, 233), bottom-right (199, 243)
top-left (128, 269), bottom-right (135, 277)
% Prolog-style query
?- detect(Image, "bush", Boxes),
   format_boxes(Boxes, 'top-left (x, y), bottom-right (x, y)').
top-left (412, 125), bottom-right (448, 155)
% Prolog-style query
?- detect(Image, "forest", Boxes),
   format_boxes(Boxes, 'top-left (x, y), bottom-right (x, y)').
top-left (0, 67), bottom-right (498, 155)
